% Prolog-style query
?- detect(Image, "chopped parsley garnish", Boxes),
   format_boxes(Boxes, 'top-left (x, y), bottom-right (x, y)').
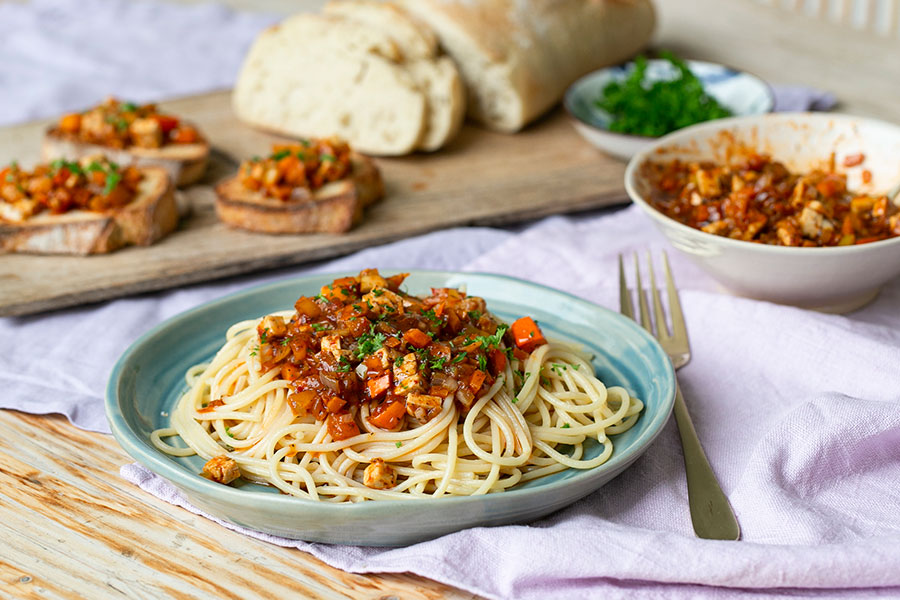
top-left (250, 346), bottom-right (259, 357)
top-left (476, 353), bottom-right (487, 371)
top-left (320, 153), bottom-right (336, 162)
top-left (260, 328), bottom-right (269, 343)
top-left (121, 102), bottom-right (138, 112)
top-left (280, 338), bottom-right (290, 346)
top-left (311, 323), bottom-right (328, 332)
top-left (102, 170), bottom-right (121, 196)
top-left (473, 325), bottom-right (509, 350)
top-left (468, 310), bottom-right (482, 321)
top-left (396, 441), bottom-right (402, 448)
top-left (561, 423), bottom-right (571, 429)
top-left (540, 375), bottom-right (550, 386)
top-left (225, 427), bottom-right (234, 438)
top-left (429, 357), bottom-right (446, 370)
top-left (595, 51), bottom-right (732, 137)
top-left (372, 288), bottom-right (384, 297)
top-left (452, 352), bottom-right (467, 364)
top-left (550, 363), bottom-right (567, 375)
top-left (421, 309), bottom-right (441, 325)
top-left (355, 325), bottom-right (386, 359)
top-left (270, 149), bottom-right (291, 161)
top-left (340, 288), bottom-right (350, 296)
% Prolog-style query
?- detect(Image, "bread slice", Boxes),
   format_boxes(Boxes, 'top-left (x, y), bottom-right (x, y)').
top-left (322, 0), bottom-right (465, 152)
top-left (398, 0), bottom-right (656, 133)
top-left (0, 167), bottom-right (177, 255)
top-left (406, 56), bottom-right (466, 151)
top-left (323, 0), bottom-right (438, 59)
top-left (214, 153), bottom-right (383, 234)
top-left (42, 128), bottom-right (209, 187)
top-left (233, 15), bottom-right (428, 156)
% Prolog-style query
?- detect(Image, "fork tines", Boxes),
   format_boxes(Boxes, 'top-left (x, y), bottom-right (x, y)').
top-left (618, 251), bottom-right (688, 349)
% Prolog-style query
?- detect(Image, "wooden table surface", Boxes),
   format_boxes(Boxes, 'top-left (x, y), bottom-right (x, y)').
top-left (3, 0), bottom-right (898, 598)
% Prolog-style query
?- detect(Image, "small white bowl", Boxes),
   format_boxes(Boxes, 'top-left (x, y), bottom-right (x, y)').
top-left (625, 112), bottom-right (900, 313)
top-left (565, 59), bottom-right (774, 161)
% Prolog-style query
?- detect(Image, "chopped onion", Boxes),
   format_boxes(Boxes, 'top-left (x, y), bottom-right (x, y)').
top-left (355, 363), bottom-right (368, 379)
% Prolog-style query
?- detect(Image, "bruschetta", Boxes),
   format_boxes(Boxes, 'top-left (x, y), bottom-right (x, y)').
top-left (0, 157), bottom-right (177, 255)
top-left (214, 138), bottom-right (383, 234)
top-left (42, 97), bottom-right (209, 187)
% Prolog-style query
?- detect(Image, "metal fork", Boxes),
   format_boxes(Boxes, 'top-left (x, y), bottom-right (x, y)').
top-left (619, 252), bottom-right (740, 541)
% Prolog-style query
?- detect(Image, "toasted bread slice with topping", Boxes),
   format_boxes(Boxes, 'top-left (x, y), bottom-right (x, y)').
top-left (0, 167), bottom-right (177, 255)
top-left (42, 129), bottom-right (209, 187)
top-left (214, 153), bottom-right (383, 234)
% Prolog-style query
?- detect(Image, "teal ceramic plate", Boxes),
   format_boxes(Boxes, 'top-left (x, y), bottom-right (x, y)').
top-left (106, 271), bottom-right (675, 546)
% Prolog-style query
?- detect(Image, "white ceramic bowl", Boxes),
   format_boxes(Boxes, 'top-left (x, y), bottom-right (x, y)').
top-left (625, 112), bottom-right (900, 313)
top-left (565, 59), bottom-right (774, 161)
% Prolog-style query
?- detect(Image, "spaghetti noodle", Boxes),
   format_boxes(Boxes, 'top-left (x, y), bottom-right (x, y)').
top-left (152, 270), bottom-right (643, 501)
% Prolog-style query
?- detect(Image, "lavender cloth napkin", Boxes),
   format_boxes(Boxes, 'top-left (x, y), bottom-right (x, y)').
top-left (3, 0), bottom-right (893, 598)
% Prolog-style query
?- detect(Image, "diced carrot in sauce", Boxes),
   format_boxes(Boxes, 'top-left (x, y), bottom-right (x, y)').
top-left (469, 370), bottom-right (487, 393)
top-left (152, 115), bottom-right (179, 133)
top-left (368, 400), bottom-right (406, 430)
top-left (511, 317), bottom-right (546, 353)
top-left (843, 153), bottom-right (865, 167)
top-left (367, 373), bottom-right (391, 400)
top-left (327, 413), bottom-right (360, 441)
top-left (326, 396), bottom-right (347, 413)
top-left (198, 399), bottom-right (225, 413)
top-left (171, 126), bottom-right (199, 144)
top-left (403, 328), bottom-right (432, 348)
top-left (287, 390), bottom-right (316, 416)
top-left (59, 113), bottom-right (82, 133)
top-left (490, 348), bottom-right (507, 374)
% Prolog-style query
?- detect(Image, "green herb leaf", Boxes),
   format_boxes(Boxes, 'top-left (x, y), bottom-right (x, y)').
top-left (452, 352), bottom-right (467, 364)
top-left (396, 441), bottom-right (402, 448)
top-left (270, 149), bottom-right (291, 161)
top-left (311, 323), bottom-right (328, 332)
top-left (102, 170), bottom-right (121, 196)
top-left (594, 51), bottom-right (732, 137)
top-left (121, 102), bottom-right (138, 112)
top-left (320, 153), bottom-right (336, 162)
top-left (562, 423), bottom-right (571, 429)
top-left (355, 324), bottom-right (386, 359)
top-left (477, 353), bottom-right (487, 371)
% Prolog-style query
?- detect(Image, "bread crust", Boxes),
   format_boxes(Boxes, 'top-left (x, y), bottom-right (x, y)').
top-left (0, 167), bottom-right (177, 255)
top-left (214, 153), bottom-right (383, 234)
top-left (42, 128), bottom-right (210, 187)
top-left (398, 0), bottom-right (656, 133)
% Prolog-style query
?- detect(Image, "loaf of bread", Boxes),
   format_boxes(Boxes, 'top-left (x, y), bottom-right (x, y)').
top-left (233, 4), bottom-right (465, 155)
top-left (398, 0), bottom-right (656, 133)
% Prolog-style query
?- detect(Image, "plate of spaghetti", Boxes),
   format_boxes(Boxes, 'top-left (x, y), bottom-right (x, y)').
top-left (107, 269), bottom-right (675, 545)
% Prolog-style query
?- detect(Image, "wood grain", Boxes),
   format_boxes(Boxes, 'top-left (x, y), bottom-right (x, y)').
top-left (0, 90), bottom-right (628, 317)
top-left (0, 410), bottom-right (481, 600)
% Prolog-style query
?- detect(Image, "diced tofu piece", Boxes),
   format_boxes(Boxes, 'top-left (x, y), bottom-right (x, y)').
top-left (776, 220), bottom-right (801, 246)
top-left (799, 205), bottom-right (833, 240)
top-left (393, 352), bottom-right (424, 396)
top-left (320, 334), bottom-right (342, 360)
top-left (359, 269), bottom-right (389, 293)
top-left (363, 458), bottom-right (396, 489)
top-left (405, 393), bottom-right (442, 423)
top-left (371, 347), bottom-right (392, 370)
top-left (202, 455), bottom-right (240, 485)
top-left (363, 288), bottom-right (405, 317)
top-left (695, 169), bottom-right (721, 197)
top-left (129, 117), bottom-right (163, 148)
top-left (260, 315), bottom-right (287, 337)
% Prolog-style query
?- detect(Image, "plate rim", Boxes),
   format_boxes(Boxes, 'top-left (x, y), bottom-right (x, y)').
top-left (106, 269), bottom-right (676, 512)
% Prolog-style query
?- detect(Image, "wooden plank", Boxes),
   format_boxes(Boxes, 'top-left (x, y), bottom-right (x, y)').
top-left (0, 411), bottom-right (481, 600)
top-left (0, 90), bottom-right (628, 317)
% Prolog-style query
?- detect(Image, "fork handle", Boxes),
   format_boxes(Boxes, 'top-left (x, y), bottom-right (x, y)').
top-left (672, 384), bottom-right (741, 540)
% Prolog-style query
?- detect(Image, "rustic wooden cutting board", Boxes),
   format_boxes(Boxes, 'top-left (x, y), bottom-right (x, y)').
top-left (0, 90), bottom-right (628, 317)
